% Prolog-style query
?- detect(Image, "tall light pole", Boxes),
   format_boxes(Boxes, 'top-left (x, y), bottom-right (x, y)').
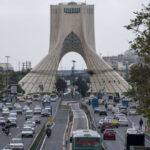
top-left (5, 56), bottom-right (10, 90)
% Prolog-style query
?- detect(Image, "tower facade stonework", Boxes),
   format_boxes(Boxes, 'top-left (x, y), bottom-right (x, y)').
top-left (19, 2), bottom-right (130, 94)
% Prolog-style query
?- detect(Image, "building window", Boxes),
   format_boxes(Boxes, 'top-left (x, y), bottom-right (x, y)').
top-left (64, 8), bottom-right (80, 13)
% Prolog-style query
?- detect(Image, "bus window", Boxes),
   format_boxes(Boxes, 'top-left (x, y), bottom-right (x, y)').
top-left (75, 138), bottom-right (100, 147)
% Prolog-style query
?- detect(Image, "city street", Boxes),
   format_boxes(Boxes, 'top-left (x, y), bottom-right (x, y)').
top-left (86, 102), bottom-right (150, 150)
top-left (0, 99), bottom-right (60, 150)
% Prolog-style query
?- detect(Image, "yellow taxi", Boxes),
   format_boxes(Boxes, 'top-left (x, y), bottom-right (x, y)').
top-left (98, 99), bottom-right (104, 105)
top-left (110, 119), bottom-right (119, 128)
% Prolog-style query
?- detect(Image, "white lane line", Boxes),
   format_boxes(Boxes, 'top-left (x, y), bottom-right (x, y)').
top-left (40, 99), bottom-right (60, 150)
top-left (116, 130), bottom-right (124, 142)
top-left (40, 135), bottom-right (47, 150)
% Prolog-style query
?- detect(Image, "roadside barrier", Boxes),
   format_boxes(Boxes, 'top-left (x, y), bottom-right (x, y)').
top-left (29, 124), bottom-right (46, 150)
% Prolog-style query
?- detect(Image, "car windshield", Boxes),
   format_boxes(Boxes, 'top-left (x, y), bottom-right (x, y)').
top-left (12, 139), bottom-right (22, 143)
top-left (51, 95), bottom-right (56, 98)
top-left (105, 130), bottom-right (115, 133)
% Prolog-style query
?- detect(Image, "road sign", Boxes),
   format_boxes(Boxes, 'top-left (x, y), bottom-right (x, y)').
top-left (49, 117), bottom-right (53, 124)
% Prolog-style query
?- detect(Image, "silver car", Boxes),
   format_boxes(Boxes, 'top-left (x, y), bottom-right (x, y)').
top-left (9, 138), bottom-right (24, 150)
top-left (0, 117), bottom-right (6, 124)
top-left (21, 127), bottom-right (33, 137)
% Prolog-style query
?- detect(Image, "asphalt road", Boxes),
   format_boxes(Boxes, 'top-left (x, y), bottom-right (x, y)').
top-left (71, 103), bottom-right (88, 131)
top-left (42, 109), bottom-right (68, 150)
top-left (86, 103), bottom-right (150, 150)
top-left (0, 99), bottom-right (60, 150)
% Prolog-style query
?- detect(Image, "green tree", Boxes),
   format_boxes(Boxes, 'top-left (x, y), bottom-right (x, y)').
top-left (56, 78), bottom-right (67, 93)
top-left (74, 77), bottom-right (89, 97)
top-left (125, 3), bottom-right (150, 123)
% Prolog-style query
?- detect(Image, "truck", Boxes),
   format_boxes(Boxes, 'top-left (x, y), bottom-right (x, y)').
top-left (125, 128), bottom-right (145, 150)
top-left (92, 99), bottom-right (99, 108)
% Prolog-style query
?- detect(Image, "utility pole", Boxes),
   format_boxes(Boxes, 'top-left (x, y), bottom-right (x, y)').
top-left (5, 56), bottom-right (10, 99)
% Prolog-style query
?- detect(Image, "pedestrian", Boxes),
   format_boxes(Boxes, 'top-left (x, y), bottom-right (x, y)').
top-left (105, 103), bottom-right (107, 109)
top-left (139, 118), bottom-right (143, 130)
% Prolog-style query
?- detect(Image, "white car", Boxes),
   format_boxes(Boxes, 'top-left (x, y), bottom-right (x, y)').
top-left (9, 138), bottom-right (24, 150)
top-left (129, 109), bottom-right (137, 115)
top-left (0, 117), bottom-right (6, 124)
top-left (112, 107), bottom-right (119, 113)
top-left (21, 127), bottom-right (33, 137)
top-left (119, 117), bottom-right (128, 126)
top-left (50, 94), bottom-right (58, 102)
top-left (94, 107), bottom-right (102, 113)
top-left (2, 107), bottom-right (9, 116)
top-left (107, 104), bottom-right (113, 111)
top-left (23, 105), bottom-right (30, 111)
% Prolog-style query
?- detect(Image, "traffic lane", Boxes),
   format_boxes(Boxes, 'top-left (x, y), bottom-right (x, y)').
top-left (93, 110), bottom-right (126, 150)
top-left (0, 99), bottom-right (60, 149)
top-left (71, 103), bottom-right (88, 130)
top-left (88, 104), bottom-right (150, 150)
top-left (43, 109), bottom-right (68, 150)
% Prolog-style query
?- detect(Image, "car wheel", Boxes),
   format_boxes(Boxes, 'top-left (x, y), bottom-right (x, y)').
top-left (31, 135), bottom-right (33, 138)
top-left (22, 135), bottom-right (24, 138)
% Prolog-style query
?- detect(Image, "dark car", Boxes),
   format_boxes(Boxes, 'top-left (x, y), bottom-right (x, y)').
top-left (100, 122), bottom-right (113, 133)
top-left (31, 115), bottom-right (41, 124)
top-left (120, 108), bottom-right (127, 115)
top-left (99, 109), bottom-right (107, 116)
top-left (41, 109), bottom-right (50, 117)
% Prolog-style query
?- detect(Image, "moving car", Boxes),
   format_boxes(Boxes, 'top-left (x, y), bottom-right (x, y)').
top-left (26, 99), bottom-right (32, 105)
top-left (0, 117), bottom-right (6, 124)
top-left (5, 103), bottom-right (13, 110)
top-left (119, 117), bottom-right (128, 126)
top-left (50, 94), bottom-right (58, 102)
top-left (41, 109), bottom-right (50, 117)
top-left (99, 109), bottom-right (107, 116)
top-left (9, 138), bottom-right (24, 150)
top-left (129, 109), bottom-right (137, 115)
top-left (31, 115), bottom-right (41, 124)
top-left (25, 110), bottom-right (33, 120)
top-left (32, 94), bottom-right (41, 101)
top-left (16, 106), bottom-right (22, 115)
top-left (103, 129), bottom-right (116, 140)
top-left (2, 107), bottom-right (9, 116)
top-left (23, 105), bottom-right (30, 111)
top-left (33, 107), bottom-right (41, 115)
top-left (94, 107), bottom-right (101, 113)
top-left (100, 122), bottom-right (113, 133)
top-left (21, 127), bottom-right (33, 137)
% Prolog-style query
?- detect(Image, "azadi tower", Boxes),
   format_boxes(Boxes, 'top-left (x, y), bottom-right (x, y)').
top-left (19, 2), bottom-right (130, 94)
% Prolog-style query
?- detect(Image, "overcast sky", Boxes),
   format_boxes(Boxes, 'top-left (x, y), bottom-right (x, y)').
top-left (0, 0), bottom-right (149, 70)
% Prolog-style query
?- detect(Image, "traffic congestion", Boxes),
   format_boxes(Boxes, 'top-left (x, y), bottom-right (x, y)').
top-left (0, 93), bottom-right (59, 150)
top-left (84, 93), bottom-right (150, 150)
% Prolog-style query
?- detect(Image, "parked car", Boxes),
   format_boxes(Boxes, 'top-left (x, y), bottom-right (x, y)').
top-left (103, 129), bottom-right (116, 140)
top-left (120, 108), bottom-right (127, 115)
top-left (26, 99), bottom-right (32, 105)
top-left (9, 138), bottom-right (24, 150)
top-left (21, 127), bottom-right (33, 137)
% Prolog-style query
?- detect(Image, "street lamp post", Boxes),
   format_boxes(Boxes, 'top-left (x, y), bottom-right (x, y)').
top-left (5, 56), bottom-right (10, 99)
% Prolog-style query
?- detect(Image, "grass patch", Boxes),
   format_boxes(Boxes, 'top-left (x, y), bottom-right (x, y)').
top-left (59, 105), bottom-right (70, 109)
top-left (30, 124), bottom-right (45, 150)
